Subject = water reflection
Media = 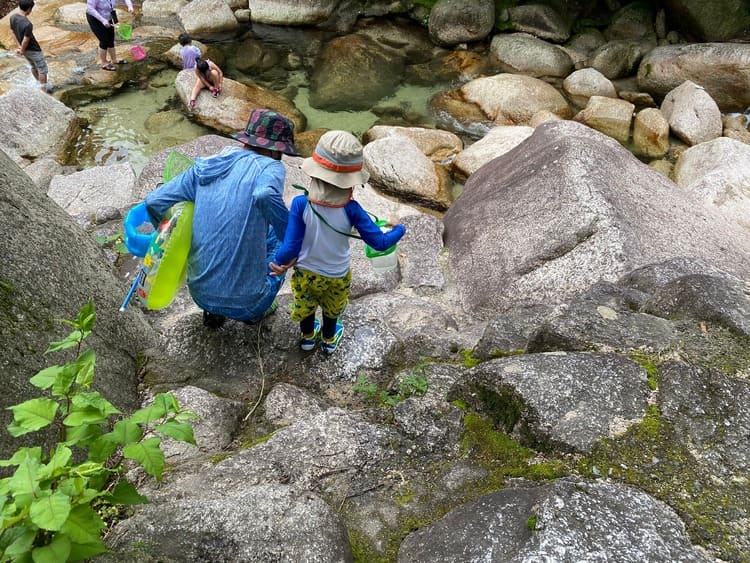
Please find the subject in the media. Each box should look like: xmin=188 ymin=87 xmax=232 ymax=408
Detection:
xmin=70 ymin=69 xmax=213 ymax=176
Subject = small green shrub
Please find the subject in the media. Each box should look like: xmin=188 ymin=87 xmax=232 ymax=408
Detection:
xmin=0 ymin=301 xmax=197 ymax=562
xmin=94 ymin=232 xmax=128 ymax=255
xmin=353 ymin=365 xmax=429 ymax=408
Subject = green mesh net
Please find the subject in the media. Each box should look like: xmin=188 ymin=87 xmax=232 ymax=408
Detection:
xmin=163 ymin=151 xmax=195 ymax=182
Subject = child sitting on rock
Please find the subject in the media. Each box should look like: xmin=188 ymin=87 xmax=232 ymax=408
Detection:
xmin=188 ymin=57 xmax=223 ymax=109
xmin=270 ymin=130 xmax=406 ymax=353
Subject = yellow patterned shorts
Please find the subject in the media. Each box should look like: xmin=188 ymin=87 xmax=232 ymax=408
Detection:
xmin=289 ymin=268 xmax=351 ymax=322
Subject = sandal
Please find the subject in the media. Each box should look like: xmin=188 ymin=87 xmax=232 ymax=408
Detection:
xmin=117 ymin=59 xmax=128 ymax=64
xmin=188 ymin=99 xmax=196 ymax=109
xmin=101 ymin=64 xmax=116 ymax=71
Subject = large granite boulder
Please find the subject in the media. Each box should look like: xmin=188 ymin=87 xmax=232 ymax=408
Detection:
xmin=637 ymin=43 xmax=750 ymax=111
xmin=661 ymin=0 xmax=750 ymax=41
xmin=673 ymin=137 xmax=750 ymax=229
xmin=308 ymin=33 xmax=405 ymax=111
xmin=0 ymin=149 xmax=154 ymax=459
xmin=0 ymin=87 xmax=77 ymax=161
xmin=174 ymin=70 xmax=305 ymax=135
xmin=428 ymin=0 xmax=495 ymax=47
xmin=398 ymin=479 xmax=712 ymax=562
xmin=442 ymin=120 xmax=750 ymax=317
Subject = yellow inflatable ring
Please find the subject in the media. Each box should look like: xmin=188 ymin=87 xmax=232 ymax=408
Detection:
xmin=136 ymin=201 xmax=194 ymax=310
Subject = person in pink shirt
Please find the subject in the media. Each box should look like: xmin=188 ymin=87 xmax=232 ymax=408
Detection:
xmin=86 ymin=0 xmax=133 ymax=71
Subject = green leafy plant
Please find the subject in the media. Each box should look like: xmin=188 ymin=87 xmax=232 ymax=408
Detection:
xmin=353 ymin=366 xmax=429 ymax=408
xmin=94 ymin=232 xmax=129 ymax=255
xmin=0 ymin=301 xmax=197 ymax=562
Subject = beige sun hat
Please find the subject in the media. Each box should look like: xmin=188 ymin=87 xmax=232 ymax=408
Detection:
xmin=301 ymin=130 xmax=369 ymax=189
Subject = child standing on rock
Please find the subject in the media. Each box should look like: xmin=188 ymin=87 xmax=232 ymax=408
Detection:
xmin=270 ymin=130 xmax=406 ymax=353
xmin=188 ymin=57 xmax=223 ymax=109
xmin=10 ymin=0 xmax=51 ymax=92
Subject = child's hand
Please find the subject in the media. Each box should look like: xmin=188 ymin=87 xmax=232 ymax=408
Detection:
xmin=269 ymin=258 xmax=297 ymax=276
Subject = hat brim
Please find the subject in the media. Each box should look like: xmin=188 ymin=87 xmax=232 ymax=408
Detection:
xmin=301 ymin=157 xmax=368 ymax=188
xmin=232 ymin=131 xmax=299 ymax=156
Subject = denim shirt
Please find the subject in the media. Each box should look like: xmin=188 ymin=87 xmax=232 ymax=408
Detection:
xmin=145 ymin=147 xmax=289 ymax=311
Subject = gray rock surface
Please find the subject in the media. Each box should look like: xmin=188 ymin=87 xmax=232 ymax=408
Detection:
xmin=443 ymin=120 xmax=750 ymax=318
xmin=673 ymin=137 xmax=750 ymax=229
xmin=48 ymin=163 xmax=137 ymax=215
xmin=428 ymin=0 xmax=495 ymax=47
xmin=489 ymin=32 xmax=573 ymax=78
xmin=0 ymin=149 xmax=153 ymax=459
xmin=643 ymin=273 xmax=750 ymax=337
xmin=659 ymin=362 xmax=750 ymax=475
xmin=0 ymin=87 xmax=77 ymax=160
xmin=637 ymin=43 xmax=750 ymax=111
xmin=103 ymin=484 xmax=353 ymax=562
xmin=660 ymin=80 xmax=722 ymax=146
xmin=457 ymin=352 xmax=651 ymax=453
xmin=397 ymin=479 xmax=712 ymax=563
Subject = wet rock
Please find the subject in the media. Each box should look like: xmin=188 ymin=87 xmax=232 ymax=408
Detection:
xmin=174 ymin=69 xmax=305 ymax=136
xmin=448 ymin=73 xmax=571 ymax=127
xmin=490 ymin=32 xmax=573 ymax=78
xmin=309 ymin=33 xmax=404 ymax=111
xmin=427 ymin=0 xmax=494 ymax=47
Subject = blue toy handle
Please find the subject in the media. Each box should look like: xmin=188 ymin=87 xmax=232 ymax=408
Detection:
xmin=124 ymin=202 xmax=156 ymax=257
xmin=119 ymin=273 xmax=141 ymax=312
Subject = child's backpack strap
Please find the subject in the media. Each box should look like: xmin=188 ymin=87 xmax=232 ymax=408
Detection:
xmin=293 ymin=184 xmax=379 ymax=240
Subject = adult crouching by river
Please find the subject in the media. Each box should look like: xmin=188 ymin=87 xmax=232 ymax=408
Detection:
xmin=86 ymin=0 xmax=132 ymax=71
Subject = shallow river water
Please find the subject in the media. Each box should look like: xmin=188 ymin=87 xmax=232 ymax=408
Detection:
xmin=68 ymin=24 xmax=451 ymax=178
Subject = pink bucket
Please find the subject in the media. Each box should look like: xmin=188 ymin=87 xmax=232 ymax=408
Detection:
xmin=130 ymin=45 xmax=146 ymax=61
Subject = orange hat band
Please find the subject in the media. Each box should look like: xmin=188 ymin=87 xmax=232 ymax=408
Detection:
xmin=312 ymin=151 xmax=363 ymax=173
